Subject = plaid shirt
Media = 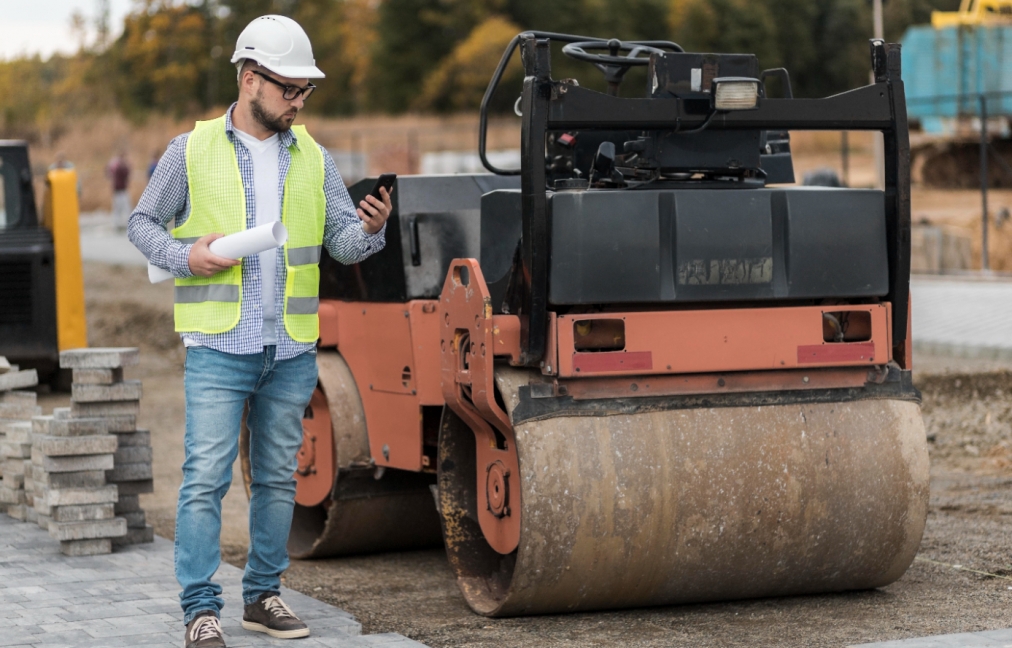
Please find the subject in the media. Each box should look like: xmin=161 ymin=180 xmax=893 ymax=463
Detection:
xmin=128 ymin=105 xmax=385 ymax=360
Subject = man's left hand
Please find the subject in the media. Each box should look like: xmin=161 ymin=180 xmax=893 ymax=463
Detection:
xmin=358 ymin=186 xmax=392 ymax=235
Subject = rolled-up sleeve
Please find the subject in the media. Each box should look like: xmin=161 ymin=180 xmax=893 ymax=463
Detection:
xmin=127 ymin=134 xmax=194 ymax=279
xmin=320 ymin=145 xmax=386 ymax=265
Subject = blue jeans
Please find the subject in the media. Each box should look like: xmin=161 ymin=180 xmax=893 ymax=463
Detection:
xmin=176 ymin=345 xmax=317 ymax=624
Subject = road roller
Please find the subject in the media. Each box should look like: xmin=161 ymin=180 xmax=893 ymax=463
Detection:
xmin=241 ymin=32 xmax=928 ymax=617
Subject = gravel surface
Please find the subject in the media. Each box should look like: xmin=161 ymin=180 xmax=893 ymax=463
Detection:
xmin=37 ymin=261 xmax=1012 ymax=648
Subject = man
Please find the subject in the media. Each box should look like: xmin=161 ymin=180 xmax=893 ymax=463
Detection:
xmin=107 ymin=150 xmax=131 ymax=230
xmin=128 ymin=15 xmax=392 ymax=648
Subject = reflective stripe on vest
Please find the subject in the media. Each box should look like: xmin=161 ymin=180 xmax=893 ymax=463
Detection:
xmin=175 ymin=285 xmax=240 ymax=303
xmin=171 ymin=117 xmax=325 ymax=341
xmin=286 ymin=296 xmax=320 ymax=315
xmin=287 ymin=245 xmax=322 ymax=266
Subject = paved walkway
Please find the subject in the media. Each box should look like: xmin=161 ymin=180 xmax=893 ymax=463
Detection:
xmin=0 ymin=515 xmax=427 ymax=648
xmin=851 ymin=629 xmax=1012 ymax=647
xmin=912 ymin=276 xmax=1012 ymax=359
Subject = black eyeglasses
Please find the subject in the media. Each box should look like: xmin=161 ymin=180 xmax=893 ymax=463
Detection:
xmin=253 ymin=71 xmax=316 ymax=101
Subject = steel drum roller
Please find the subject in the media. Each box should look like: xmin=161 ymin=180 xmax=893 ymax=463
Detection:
xmin=439 ymin=367 xmax=928 ymax=616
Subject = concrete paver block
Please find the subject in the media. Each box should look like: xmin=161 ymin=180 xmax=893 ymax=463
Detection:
xmin=52 ymin=407 xmax=71 ymax=420
xmin=114 ymin=446 xmax=152 ymax=464
xmin=108 ymin=478 xmax=154 ymax=495
xmin=47 ymin=417 xmax=110 ymax=437
xmin=60 ymin=538 xmax=112 ymax=556
xmin=41 ymin=484 xmax=118 ymax=506
xmin=0 ymin=391 xmax=36 ymax=405
xmin=115 ymin=429 xmax=150 ymax=446
xmin=32 ymin=467 xmax=108 ymax=489
xmin=114 ymin=494 xmax=140 ymax=513
xmin=0 ymin=486 xmax=26 ymax=505
xmin=2 ymin=470 xmax=23 ymax=489
xmin=3 ymin=422 xmax=31 ymax=443
xmin=0 ymin=402 xmax=41 ymax=420
xmin=70 ymin=400 xmax=140 ymax=418
xmin=0 ymin=441 xmax=32 ymax=458
xmin=7 ymin=503 xmax=28 ymax=519
xmin=34 ymin=434 xmax=119 ymax=457
xmin=100 ymin=415 xmax=137 ymax=432
xmin=0 ymin=418 xmax=30 ymax=433
xmin=0 ymin=370 xmax=38 ymax=392
xmin=71 ymin=368 xmax=124 ymax=385
xmin=31 ymin=416 xmax=52 ymax=435
xmin=51 ymin=503 xmax=115 ymax=523
xmin=120 ymin=510 xmax=145 ymax=527
xmin=71 ymin=381 xmax=143 ymax=403
xmin=112 ymin=524 xmax=154 ymax=546
xmin=49 ymin=517 xmax=127 ymax=541
xmin=2 ymin=457 xmax=28 ymax=475
xmin=106 ymin=462 xmax=153 ymax=482
xmin=59 ymin=348 xmax=138 ymax=369
xmin=41 ymin=454 xmax=115 ymax=474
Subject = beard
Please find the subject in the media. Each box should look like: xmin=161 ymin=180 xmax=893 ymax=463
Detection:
xmin=250 ymin=89 xmax=296 ymax=133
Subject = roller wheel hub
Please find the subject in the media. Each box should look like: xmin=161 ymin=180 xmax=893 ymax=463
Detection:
xmin=486 ymin=461 xmax=511 ymax=518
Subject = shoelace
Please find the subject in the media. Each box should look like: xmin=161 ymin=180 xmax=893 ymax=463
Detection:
xmin=191 ymin=615 xmax=222 ymax=641
xmin=262 ymin=595 xmax=296 ymax=620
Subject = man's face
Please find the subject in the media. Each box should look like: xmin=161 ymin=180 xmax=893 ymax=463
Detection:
xmin=248 ymin=70 xmax=311 ymax=133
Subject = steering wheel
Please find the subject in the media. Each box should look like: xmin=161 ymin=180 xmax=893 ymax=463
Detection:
xmin=562 ymin=39 xmax=676 ymax=94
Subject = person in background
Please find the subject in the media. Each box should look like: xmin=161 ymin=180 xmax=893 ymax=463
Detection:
xmin=107 ymin=151 xmax=131 ymax=230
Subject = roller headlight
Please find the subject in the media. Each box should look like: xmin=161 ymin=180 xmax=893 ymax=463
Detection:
xmin=711 ymin=77 xmax=760 ymax=111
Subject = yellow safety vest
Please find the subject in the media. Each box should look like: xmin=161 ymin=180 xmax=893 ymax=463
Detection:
xmin=173 ymin=115 xmax=325 ymax=343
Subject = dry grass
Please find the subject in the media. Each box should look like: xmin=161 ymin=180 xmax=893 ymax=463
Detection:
xmin=26 ymin=110 xmax=522 ymax=212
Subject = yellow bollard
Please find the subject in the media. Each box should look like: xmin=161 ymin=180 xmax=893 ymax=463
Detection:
xmin=43 ymin=169 xmax=87 ymax=352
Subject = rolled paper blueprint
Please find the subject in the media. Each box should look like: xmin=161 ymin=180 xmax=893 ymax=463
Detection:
xmin=147 ymin=221 xmax=289 ymax=283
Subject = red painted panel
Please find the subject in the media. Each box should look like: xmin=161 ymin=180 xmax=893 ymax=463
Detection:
xmin=573 ymin=351 xmax=653 ymax=373
xmin=409 ymin=301 xmax=443 ymax=406
xmin=797 ymin=342 xmax=876 ymax=364
xmin=555 ymin=304 xmax=892 ymax=377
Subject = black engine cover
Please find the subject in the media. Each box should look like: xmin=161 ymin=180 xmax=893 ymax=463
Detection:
xmin=481 ymin=187 xmax=889 ymax=306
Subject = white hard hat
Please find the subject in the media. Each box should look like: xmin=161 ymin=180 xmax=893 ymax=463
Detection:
xmin=231 ymin=15 xmax=325 ymax=79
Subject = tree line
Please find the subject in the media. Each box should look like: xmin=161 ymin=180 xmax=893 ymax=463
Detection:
xmin=0 ymin=0 xmax=957 ymax=140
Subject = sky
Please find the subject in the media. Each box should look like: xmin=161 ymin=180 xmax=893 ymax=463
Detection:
xmin=0 ymin=0 xmax=134 ymax=61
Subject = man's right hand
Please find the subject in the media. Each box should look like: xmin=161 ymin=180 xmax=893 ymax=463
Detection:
xmin=188 ymin=233 xmax=240 ymax=277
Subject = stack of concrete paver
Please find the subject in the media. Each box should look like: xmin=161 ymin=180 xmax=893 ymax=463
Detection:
xmin=32 ymin=412 xmax=124 ymax=555
xmin=60 ymin=347 xmax=154 ymax=546
xmin=0 ymin=357 xmax=41 ymax=520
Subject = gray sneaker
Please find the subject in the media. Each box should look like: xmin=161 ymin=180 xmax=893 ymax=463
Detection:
xmin=242 ymin=593 xmax=310 ymax=639
xmin=185 ymin=611 xmax=225 ymax=648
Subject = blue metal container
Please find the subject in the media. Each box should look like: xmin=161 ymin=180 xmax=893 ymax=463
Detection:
xmin=902 ymin=24 xmax=1012 ymax=132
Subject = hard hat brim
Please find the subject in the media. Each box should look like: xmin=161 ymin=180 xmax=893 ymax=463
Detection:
xmin=259 ymin=63 xmax=326 ymax=79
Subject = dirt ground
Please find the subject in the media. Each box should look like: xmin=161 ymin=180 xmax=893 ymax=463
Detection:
xmin=32 ymin=260 xmax=1012 ymax=647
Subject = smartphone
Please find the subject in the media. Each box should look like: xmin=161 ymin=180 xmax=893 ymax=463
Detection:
xmin=367 ymin=173 xmax=396 ymax=201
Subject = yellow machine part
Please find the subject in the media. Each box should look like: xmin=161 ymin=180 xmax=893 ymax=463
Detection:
xmin=43 ymin=169 xmax=87 ymax=352
xmin=438 ymin=367 xmax=929 ymax=617
xmin=932 ymin=0 xmax=1012 ymax=27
